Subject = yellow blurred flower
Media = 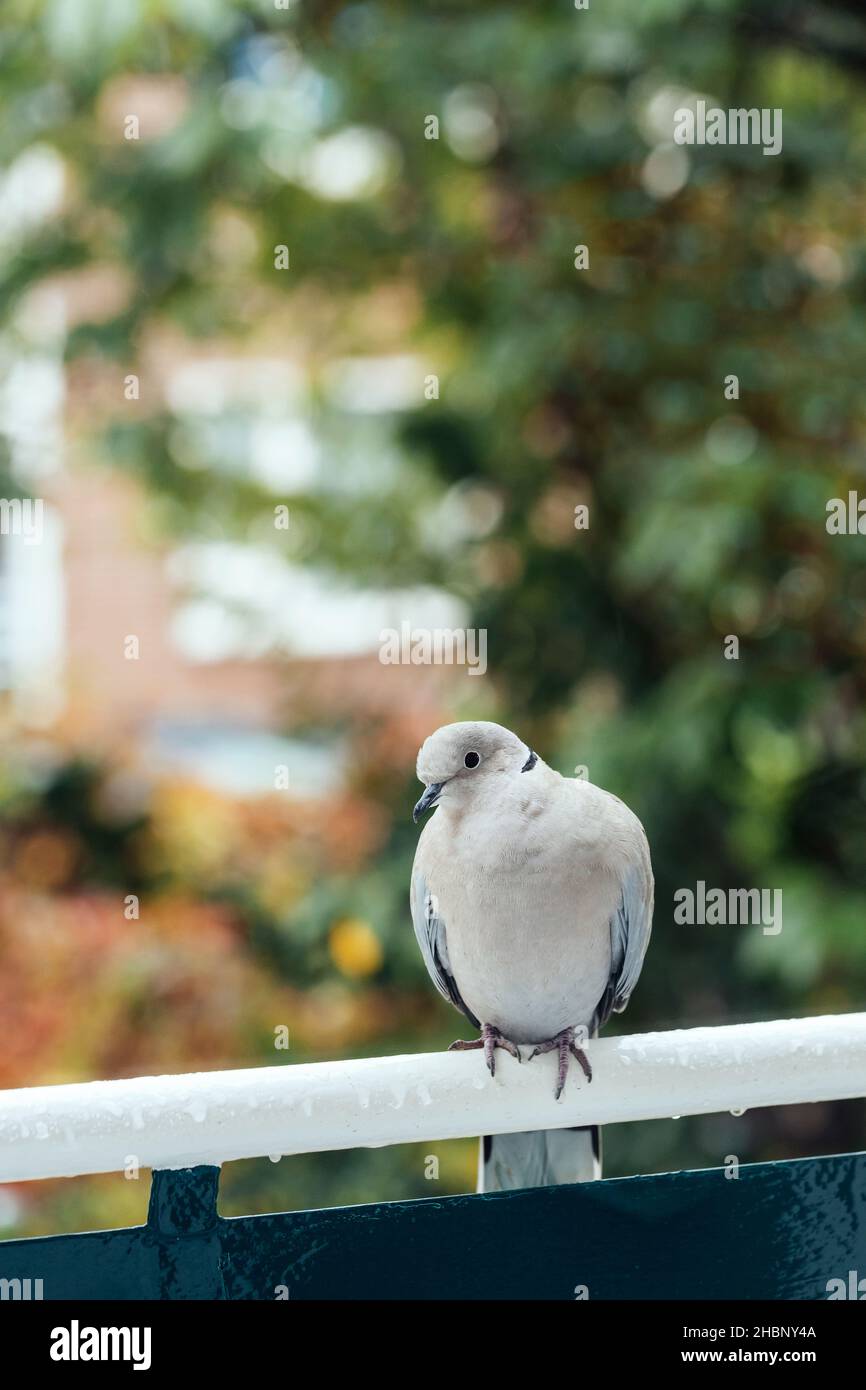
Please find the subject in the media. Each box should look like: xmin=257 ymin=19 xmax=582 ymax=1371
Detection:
xmin=139 ymin=781 xmax=236 ymax=881
xmin=328 ymin=917 xmax=383 ymax=978
xmin=255 ymin=859 xmax=309 ymax=917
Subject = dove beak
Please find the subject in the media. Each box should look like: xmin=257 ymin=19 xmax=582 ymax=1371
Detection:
xmin=413 ymin=781 xmax=445 ymax=822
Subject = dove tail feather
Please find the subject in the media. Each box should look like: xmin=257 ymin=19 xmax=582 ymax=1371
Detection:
xmin=478 ymin=1125 xmax=601 ymax=1192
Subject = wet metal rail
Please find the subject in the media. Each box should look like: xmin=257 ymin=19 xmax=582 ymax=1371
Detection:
xmin=1 ymin=1011 xmax=864 ymax=1183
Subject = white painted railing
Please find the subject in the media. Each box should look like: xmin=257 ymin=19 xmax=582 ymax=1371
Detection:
xmin=0 ymin=1012 xmax=864 ymax=1183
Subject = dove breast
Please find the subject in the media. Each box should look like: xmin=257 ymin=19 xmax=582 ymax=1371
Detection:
xmin=412 ymin=766 xmax=649 ymax=1044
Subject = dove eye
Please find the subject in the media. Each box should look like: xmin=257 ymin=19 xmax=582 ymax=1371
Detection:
xmin=464 ymin=750 xmax=481 ymax=769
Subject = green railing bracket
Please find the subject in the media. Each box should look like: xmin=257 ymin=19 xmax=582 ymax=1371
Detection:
xmin=146 ymin=1167 xmax=224 ymax=1300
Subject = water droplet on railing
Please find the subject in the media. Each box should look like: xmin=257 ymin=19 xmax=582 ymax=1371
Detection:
xmin=269 ymin=1154 xmax=281 ymax=1164
xmin=730 ymin=1107 xmax=747 ymax=1117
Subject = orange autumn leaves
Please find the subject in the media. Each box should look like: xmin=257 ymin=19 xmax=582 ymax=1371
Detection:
xmin=0 ymin=757 xmax=409 ymax=1095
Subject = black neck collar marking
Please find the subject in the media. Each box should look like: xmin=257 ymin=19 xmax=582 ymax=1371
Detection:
xmin=521 ymin=749 xmax=538 ymax=773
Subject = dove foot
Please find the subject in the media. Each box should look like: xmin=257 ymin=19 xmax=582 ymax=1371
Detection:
xmin=528 ymin=1025 xmax=592 ymax=1100
xmin=448 ymin=1023 xmax=521 ymax=1077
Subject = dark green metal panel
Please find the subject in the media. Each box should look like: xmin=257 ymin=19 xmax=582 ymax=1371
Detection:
xmin=1 ymin=1152 xmax=863 ymax=1299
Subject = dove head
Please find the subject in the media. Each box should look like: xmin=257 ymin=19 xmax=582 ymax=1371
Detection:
xmin=413 ymin=720 xmax=537 ymax=821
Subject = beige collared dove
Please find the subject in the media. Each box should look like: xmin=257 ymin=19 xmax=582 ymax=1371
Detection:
xmin=411 ymin=720 xmax=653 ymax=1192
